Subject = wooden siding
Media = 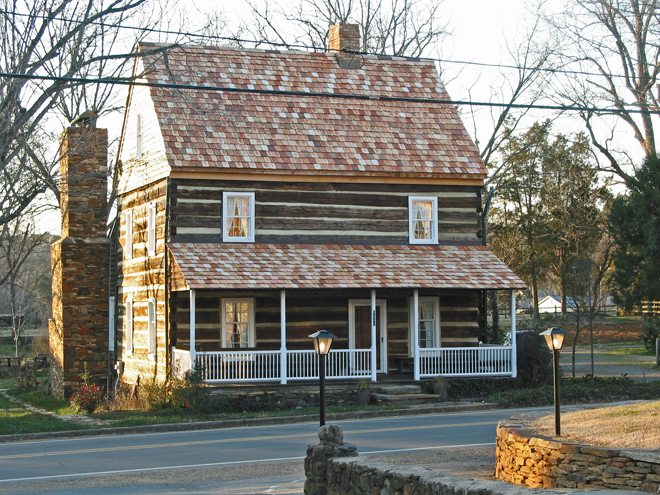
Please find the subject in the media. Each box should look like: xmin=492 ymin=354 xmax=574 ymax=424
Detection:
xmin=118 ymin=60 xmax=171 ymax=196
xmin=170 ymin=288 xmax=484 ymax=374
xmin=116 ymin=178 xmax=168 ymax=383
xmin=169 ymin=179 xmax=482 ymax=245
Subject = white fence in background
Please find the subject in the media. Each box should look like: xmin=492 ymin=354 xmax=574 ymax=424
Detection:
xmin=419 ymin=346 xmax=513 ymax=378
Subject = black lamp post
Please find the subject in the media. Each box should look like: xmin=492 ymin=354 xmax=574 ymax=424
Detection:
xmin=309 ymin=330 xmax=337 ymax=427
xmin=540 ymin=327 xmax=568 ymax=436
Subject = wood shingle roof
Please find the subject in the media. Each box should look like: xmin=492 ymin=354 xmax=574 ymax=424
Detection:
xmin=138 ymin=43 xmax=485 ymax=179
xmin=167 ymin=243 xmax=526 ymax=291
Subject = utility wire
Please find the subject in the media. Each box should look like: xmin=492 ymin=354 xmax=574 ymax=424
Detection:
xmin=1 ymin=71 xmax=658 ymax=115
xmin=0 ymin=9 xmax=638 ymax=81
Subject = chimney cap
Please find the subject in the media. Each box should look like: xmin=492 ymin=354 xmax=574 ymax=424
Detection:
xmin=71 ymin=111 xmax=98 ymax=128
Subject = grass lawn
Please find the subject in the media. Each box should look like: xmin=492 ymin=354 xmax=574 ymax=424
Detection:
xmin=533 ymin=401 xmax=660 ymax=449
xmin=0 ymin=410 xmax=86 ymax=436
xmin=604 ymin=346 xmax=654 ymax=356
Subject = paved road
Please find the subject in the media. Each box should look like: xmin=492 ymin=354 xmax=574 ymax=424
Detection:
xmin=560 ymin=344 xmax=660 ymax=380
xmin=0 ymin=407 xmax=553 ymax=495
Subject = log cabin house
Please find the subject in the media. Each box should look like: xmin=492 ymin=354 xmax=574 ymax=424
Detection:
xmin=57 ymin=24 xmax=526 ymax=392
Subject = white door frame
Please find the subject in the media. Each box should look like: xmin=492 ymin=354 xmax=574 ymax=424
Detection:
xmin=348 ymin=299 xmax=387 ymax=374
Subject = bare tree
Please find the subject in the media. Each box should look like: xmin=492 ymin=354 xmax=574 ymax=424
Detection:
xmin=545 ymin=0 xmax=660 ymax=185
xmin=0 ymin=0 xmax=174 ymax=227
xmin=236 ymin=0 xmax=449 ymax=56
xmin=0 ymin=215 xmax=49 ymax=356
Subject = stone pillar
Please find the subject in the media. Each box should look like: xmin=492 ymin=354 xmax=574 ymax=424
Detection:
xmin=49 ymin=118 xmax=109 ymax=398
xmin=304 ymin=425 xmax=358 ymax=495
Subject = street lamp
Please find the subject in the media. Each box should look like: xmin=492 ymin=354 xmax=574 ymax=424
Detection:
xmin=540 ymin=327 xmax=568 ymax=436
xmin=309 ymin=330 xmax=337 ymax=427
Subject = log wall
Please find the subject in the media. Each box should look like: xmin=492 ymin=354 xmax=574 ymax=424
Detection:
xmin=170 ymin=179 xmax=482 ymax=245
xmin=116 ymin=178 xmax=168 ymax=384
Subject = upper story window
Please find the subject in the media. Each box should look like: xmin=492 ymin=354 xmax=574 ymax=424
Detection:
xmin=125 ymin=209 xmax=133 ymax=260
xmin=136 ymin=114 xmax=143 ymax=155
xmin=147 ymin=202 xmax=156 ymax=256
xmin=409 ymin=196 xmax=438 ymax=244
xmin=223 ymin=192 xmax=255 ymax=242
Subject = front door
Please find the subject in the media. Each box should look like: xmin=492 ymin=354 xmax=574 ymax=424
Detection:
xmin=349 ymin=299 xmax=387 ymax=373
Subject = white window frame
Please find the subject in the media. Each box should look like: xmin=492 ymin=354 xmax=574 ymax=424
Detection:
xmin=125 ymin=297 xmax=134 ymax=356
xmin=147 ymin=202 xmax=156 ymax=256
xmin=148 ymin=298 xmax=157 ymax=357
xmin=408 ymin=196 xmax=438 ymax=244
xmin=125 ymin=209 xmax=133 ymax=260
xmin=222 ymin=192 xmax=255 ymax=243
xmin=136 ymin=113 xmax=143 ymax=155
xmin=221 ymin=298 xmax=256 ymax=348
xmin=408 ymin=296 xmax=440 ymax=355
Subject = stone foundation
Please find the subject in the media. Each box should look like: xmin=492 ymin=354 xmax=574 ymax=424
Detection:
xmin=304 ymin=425 xmax=357 ymax=495
xmin=496 ymin=417 xmax=660 ymax=491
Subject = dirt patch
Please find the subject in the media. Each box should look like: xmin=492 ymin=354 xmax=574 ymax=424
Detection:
xmin=559 ymin=321 xmax=643 ymax=346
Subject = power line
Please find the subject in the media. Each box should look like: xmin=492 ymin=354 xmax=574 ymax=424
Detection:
xmin=0 ymin=9 xmax=636 ymax=82
xmin=1 ymin=71 xmax=657 ymax=115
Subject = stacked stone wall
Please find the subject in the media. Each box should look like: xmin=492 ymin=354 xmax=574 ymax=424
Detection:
xmin=496 ymin=419 xmax=660 ymax=492
xmin=210 ymin=387 xmax=357 ymax=411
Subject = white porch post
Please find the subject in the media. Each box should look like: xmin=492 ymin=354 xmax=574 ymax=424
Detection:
xmin=280 ymin=290 xmax=287 ymax=385
xmin=371 ymin=289 xmax=377 ymax=382
xmin=190 ymin=289 xmax=196 ymax=371
xmin=511 ymin=290 xmax=517 ymax=378
xmin=413 ymin=289 xmax=420 ymax=381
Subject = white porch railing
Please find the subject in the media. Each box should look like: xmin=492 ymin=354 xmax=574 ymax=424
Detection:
xmin=286 ymin=349 xmax=372 ymax=381
xmin=190 ymin=348 xmax=372 ymax=383
xmin=197 ymin=350 xmax=281 ymax=383
xmin=418 ymin=346 xmax=513 ymax=378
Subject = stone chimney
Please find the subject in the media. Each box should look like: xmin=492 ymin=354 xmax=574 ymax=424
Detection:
xmin=328 ymin=23 xmax=362 ymax=68
xmin=60 ymin=114 xmax=108 ymax=238
xmin=49 ymin=114 xmax=110 ymax=398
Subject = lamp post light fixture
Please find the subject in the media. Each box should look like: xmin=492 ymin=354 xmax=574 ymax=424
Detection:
xmin=540 ymin=327 xmax=568 ymax=436
xmin=309 ymin=330 xmax=337 ymax=427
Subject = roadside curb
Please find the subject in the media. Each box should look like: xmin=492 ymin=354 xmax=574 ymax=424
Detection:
xmin=0 ymin=401 xmax=496 ymax=443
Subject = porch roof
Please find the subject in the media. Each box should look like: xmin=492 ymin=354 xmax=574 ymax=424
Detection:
xmin=167 ymin=243 xmax=526 ymax=291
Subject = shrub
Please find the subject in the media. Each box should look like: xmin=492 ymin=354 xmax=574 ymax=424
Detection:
xmin=515 ymin=331 xmax=554 ymax=388
xmin=13 ymin=363 xmax=37 ymax=391
xmin=70 ymin=383 xmax=104 ymax=413
xmin=641 ymin=317 xmax=660 ymax=352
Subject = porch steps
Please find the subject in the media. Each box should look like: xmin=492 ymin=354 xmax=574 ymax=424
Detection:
xmin=370 ymin=384 xmax=444 ymax=406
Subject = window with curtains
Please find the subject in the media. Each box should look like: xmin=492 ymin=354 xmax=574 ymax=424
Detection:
xmin=221 ymin=298 xmax=255 ymax=348
xmin=409 ymin=296 xmax=440 ymax=354
xmin=408 ymin=196 xmax=438 ymax=244
xmin=223 ymin=192 xmax=255 ymax=242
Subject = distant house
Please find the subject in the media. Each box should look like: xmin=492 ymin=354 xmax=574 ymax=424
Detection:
xmin=49 ymin=24 xmax=526 ymax=395
xmin=538 ymin=295 xmax=574 ymax=314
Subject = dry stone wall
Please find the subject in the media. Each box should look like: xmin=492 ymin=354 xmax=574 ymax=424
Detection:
xmin=496 ymin=418 xmax=660 ymax=492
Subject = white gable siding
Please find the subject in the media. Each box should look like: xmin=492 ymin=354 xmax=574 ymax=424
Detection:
xmin=118 ymin=60 xmax=171 ymax=195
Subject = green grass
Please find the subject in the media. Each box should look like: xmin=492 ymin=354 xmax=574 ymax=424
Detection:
xmin=488 ymin=376 xmax=660 ymax=408
xmin=11 ymin=388 xmax=77 ymax=415
xmin=0 ymin=410 xmax=86 ymax=435
xmin=604 ymin=346 xmax=654 ymax=356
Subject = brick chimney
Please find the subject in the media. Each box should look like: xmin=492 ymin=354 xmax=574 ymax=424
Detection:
xmin=49 ymin=114 xmax=110 ymax=398
xmin=328 ymin=23 xmax=362 ymax=68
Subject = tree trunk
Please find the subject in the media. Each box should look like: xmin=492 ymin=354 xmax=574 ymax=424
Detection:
xmin=571 ymin=307 xmax=581 ymax=378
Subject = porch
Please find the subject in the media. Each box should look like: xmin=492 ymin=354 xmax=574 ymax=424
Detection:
xmin=167 ymin=243 xmax=526 ymax=385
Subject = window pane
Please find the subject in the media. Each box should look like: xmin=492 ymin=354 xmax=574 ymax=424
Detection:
xmin=225 ymin=195 xmax=252 ymax=239
xmin=411 ymin=199 xmax=435 ymax=241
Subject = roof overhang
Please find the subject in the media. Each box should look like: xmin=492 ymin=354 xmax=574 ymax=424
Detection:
xmin=167 ymin=243 xmax=527 ymax=291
